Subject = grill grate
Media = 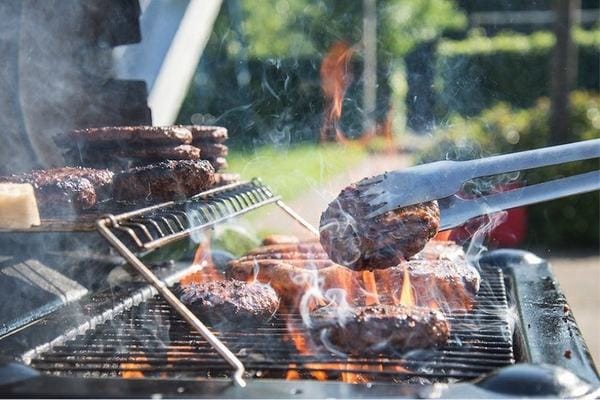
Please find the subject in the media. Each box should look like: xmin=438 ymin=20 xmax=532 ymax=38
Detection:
xmin=28 ymin=268 xmax=514 ymax=382
xmin=102 ymin=179 xmax=281 ymax=252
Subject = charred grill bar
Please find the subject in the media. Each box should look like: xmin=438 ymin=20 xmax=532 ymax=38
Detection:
xmin=0 ymin=180 xmax=598 ymax=397
xmin=25 ymin=268 xmax=513 ymax=381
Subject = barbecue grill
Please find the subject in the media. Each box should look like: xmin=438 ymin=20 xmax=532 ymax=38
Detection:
xmin=0 ymin=180 xmax=598 ymax=398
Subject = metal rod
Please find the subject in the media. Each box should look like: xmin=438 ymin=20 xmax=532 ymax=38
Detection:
xmin=96 ymin=217 xmax=247 ymax=387
xmin=109 ymin=180 xmax=258 ymax=223
xmin=142 ymin=195 xmax=281 ymax=250
xmin=275 ymin=200 xmax=320 ymax=237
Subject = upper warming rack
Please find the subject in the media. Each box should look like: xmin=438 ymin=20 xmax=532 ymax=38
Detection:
xmin=97 ymin=179 xmax=281 ymax=252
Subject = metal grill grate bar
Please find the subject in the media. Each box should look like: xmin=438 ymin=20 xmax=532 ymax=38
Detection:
xmin=102 ymin=180 xmax=280 ymax=251
xmin=29 ymin=268 xmax=515 ymax=383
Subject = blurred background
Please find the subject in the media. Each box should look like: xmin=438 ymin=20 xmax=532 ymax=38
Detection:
xmin=0 ymin=0 xmax=598 ymax=361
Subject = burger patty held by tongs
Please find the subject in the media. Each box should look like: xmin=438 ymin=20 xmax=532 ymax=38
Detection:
xmin=320 ymin=139 xmax=600 ymax=270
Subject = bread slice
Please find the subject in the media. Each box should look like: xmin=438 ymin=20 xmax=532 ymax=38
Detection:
xmin=0 ymin=183 xmax=41 ymax=229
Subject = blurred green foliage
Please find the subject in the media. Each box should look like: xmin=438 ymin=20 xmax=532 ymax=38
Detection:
xmin=227 ymin=143 xmax=366 ymax=201
xmin=418 ymin=91 xmax=600 ymax=248
xmin=436 ymin=27 xmax=600 ymax=116
xmin=238 ymin=0 xmax=466 ymax=58
xmin=178 ymin=0 xmax=466 ymax=145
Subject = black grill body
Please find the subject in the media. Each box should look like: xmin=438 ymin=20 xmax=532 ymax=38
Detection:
xmin=0 ymin=250 xmax=598 ymax=398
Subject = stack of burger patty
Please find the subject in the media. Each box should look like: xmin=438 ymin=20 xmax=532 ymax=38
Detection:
xmin=54 ymin=125 xmax=237 ymax=184
xmin=0 ymin=126 xmax=238 ymax=216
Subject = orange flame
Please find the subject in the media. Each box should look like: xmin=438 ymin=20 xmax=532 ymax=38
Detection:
xmin=180 ymin=239 xmax=222 ymax=286
xmin=399 ymin=266 xmax=415 ymax=307
xmin=320 ymin=41 xmax=354 ymax=143
xmin=285 ymin=365 xmax=301 ymax=380
xmin=361 ymin=271 xmax=380 ymax=306
xmin=285 ymin=321 xmax=328 ymax=380
xmin=121 ymin=356 xmax=150 ymax=379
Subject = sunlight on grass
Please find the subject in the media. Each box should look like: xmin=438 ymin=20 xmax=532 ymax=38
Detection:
xmin=227 ymin=143 xmax=367 ymax=201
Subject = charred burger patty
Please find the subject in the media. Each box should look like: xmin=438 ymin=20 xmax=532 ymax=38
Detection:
xmin=179 ymin=280 xmax=279 ymax=327
xmin=311 ymin=304 xmax=450 ymax=355
xmin=319 ymin=182 xmax=440 ymax=271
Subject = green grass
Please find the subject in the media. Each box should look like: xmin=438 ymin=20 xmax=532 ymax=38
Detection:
xmin=227 ymin=143 xmax=367 ymax=201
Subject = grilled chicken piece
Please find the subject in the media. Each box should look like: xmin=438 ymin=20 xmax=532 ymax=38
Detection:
xmin=112 ymin=160 xmax=215 ymax=202
xmin=319 ymin=182 xmax=440 ymax=271
xmin=310 ymin=305 xmax=450 ymax=354
xmin=1 ymin=167 xmax=113 ymax=215
xmin=178 ymin=280 xmax=279 ymax=327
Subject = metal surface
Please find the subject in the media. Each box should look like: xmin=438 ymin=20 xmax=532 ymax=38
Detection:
xmin=94 ymin=179 xmax=318 ymax=387
xmin=361 ymin=139 xmax=600 ymax=218
xmin=95 ymin=180 xmax=282 ymax=388
xmin=480 ymin=250 xmax=599 ymax=385
xmin=27 ymin=267 xmax=513 ymax=382
xmin=275 ymin=200 xmax=320 ymax=237
xmin=1 ymin=251 xmax=598 ymax=398
xmin=438 ymin=171 xmax=600 ymax=230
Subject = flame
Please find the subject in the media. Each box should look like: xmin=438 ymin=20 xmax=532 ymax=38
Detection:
xmin=285 ymin=365 xmax=301 ymax=380
xmin=428 ymin=300 xmax=440 ymax=310
xmin=121 ymin=356 xmax=150 ymax=379
xmin=361 ymin=271 xmax=380 ymax=306
xmin=180 ymin=239 xmax=222 ymax=286
xmin=320 ymin=41 xmax=354 ymax=143
xmin=399 ymin=266 xmax=415 ymax=307
xmin=285 ymin=320 xmax=328 ymax=380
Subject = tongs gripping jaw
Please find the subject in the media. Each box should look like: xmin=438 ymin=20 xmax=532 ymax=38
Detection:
xmin=362 ymin=139 xmax=600 ymax=219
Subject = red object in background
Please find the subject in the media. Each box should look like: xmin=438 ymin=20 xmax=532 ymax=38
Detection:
xmin=435 ymin=182 xmax=528 ymax=248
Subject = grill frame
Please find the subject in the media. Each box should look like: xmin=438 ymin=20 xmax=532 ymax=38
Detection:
xmin=0 ymin=250 xmax=598 ymax=397
xmin=0 ymin=179 xmax=597 ymax=397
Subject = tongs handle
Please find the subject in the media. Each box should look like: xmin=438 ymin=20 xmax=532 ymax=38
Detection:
xmin=440 ymin=171 xmax=600 ymax=230
xmin=464 ymin=139 xmax=600 ymax=179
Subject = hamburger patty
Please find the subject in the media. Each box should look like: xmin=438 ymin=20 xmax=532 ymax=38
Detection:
xmin=319 ymin=183 xmax=440 ymax=271
xmin=213 ymin=173 xmax=240 ymax=187
xmin=179 ymin=280 xmax=279 ymax=326
xmin=54 ymin=125 xmax=193 ymax=146
xmin=227 ymin=240 xmax=479 ymax=311
xmin=184 ymin=125 xmax=228 ymax=143
xmin=1 ymin=167 xmax=113 ymax=214
xmin=310 ymin=305 xmax=450 ymax=354
xmin=112 ymin=160 xmax=215 ymax=202
xmin=205 ymin=157 xmax=228 ymax=171
xmin=195 ymin=143 xmax=228 ymax=158
xmin=124 ymin=144 xmax=201 ymax=161
xmin=377 ymin=259 xmax=480 ymax=312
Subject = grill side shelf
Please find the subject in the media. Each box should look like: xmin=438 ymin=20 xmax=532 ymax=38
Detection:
xmin=0 ymin=261 xmax=201 ymax=362
xmin=479 ymin=249 xmax=599 ymax=385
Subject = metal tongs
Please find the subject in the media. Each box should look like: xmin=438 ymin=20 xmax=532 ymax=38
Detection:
xmin=360 ymin=139 xmax=600 ymax=230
